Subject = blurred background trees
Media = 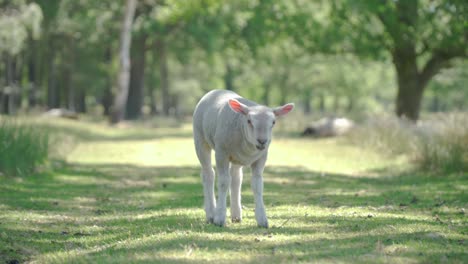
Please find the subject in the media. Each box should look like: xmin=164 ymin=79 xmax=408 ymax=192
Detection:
xmin=0 ymin=0 xmax=466 ymax=121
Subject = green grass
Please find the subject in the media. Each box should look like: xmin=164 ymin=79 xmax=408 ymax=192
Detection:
xmin=0 ymin=118 xmax=466 ymax=263
xmin=0 ymin=119 xmax=49 ymax=176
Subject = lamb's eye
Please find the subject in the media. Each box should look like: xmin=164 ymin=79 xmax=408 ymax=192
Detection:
xmin=272 ymin=120 xmax=276 ymax=125
xmin=247 ymin=119 xmax=252 ymax=125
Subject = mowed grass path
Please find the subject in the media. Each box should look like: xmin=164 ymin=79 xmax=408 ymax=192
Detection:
xmin=0 ymin=119 xmax=466 ymax=263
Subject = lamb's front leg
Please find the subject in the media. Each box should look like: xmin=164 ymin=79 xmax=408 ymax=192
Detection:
xmin=230 ymin=165 xmax=243 ymax=223
xmin=214 ymin=152 xmax=230 ymax=227
xmin=251 ymin=156 xmax=268 ymax=228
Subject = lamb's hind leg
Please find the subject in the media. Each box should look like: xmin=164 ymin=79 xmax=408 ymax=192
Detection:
xmin=213 ymin=151 xmax=230 ymax=227
xmin=230 ymin=165 xmax=243 ymax=223
xmin=194 ymin=138 xmax=216 ymax=223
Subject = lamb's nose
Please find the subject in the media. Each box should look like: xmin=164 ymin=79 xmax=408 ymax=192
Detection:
xmin=257 ymin=139 xmax=267 ymax=145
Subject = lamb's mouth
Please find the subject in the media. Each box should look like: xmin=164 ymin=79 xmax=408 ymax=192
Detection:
xmin=256 ymin=145 xmax=265 ymax=150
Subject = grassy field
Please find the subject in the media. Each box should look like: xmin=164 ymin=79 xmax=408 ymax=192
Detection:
xmin=0 ymin=118 xmax=466 ymax=263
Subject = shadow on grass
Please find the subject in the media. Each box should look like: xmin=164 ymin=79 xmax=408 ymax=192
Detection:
xmin=0 ymin=162 xmax=466 ymax=263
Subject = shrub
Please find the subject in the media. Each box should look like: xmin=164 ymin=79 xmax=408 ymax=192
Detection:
xmin=0 ymin=119 xmax=49 ymax=176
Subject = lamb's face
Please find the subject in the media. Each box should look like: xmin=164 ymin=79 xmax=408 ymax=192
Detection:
xmin=228 ymin=99 xmax=295 ymax=151
xmin=245 ymin=110 xmax=276 ymax=150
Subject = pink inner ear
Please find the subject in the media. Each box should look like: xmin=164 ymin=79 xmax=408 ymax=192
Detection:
xmin=276 ymin=104 xmax=294 ymax=116
xmin=229 ymin=99 xmax=244 ymax=113
xmin=282 ymin=104 xmax=293 ymax=113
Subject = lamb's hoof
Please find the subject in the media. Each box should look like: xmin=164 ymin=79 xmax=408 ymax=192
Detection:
xmin=231 ymin=217 xmax=242 ymax=223
xmin=213 ymin=216 xmax=226 ymax=227
xmin=257 ymin=220 xmax=269 ymax=228
xmin=206 ymin=217 xmax=214 ymax=224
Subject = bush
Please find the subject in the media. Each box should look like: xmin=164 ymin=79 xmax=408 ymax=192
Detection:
xmin=0 ymin=119 xmax=49 ymax=176
xmin=346 ymin=113 xmax=468 ymax=173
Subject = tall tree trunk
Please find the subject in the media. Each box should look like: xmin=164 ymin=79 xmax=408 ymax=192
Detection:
xmin=126 ymin=33 xmax=147 ymax=120
xmin=2 ymin=54 xmax=18 ymax=114
xmin=64 ymin=40 xmax=75 ymax=111
xmin=102 ymin=47 xmax=113 ymax=116
xmin=393 ymin=48 xmax=423 ymax=121
xmin=28 ymin=39 xmax=38 ymax=108
xmin=278 ymin=71 xmax=289 ymax=106
xmin=149 ymin=89 xmax=158 ymax=115
xmin=261 ymin=82 xmax=270 ymax=105
xmin=76 ymin=89 xmax=86 ymax=113
xmin=156 ymin=38 xmax=170 ymax=116
xmin=430 ymin=94 xmax=439 ymax=112
xmin=110 ymin=0 xmax=137 ymax=124
xmin=224 ymin=62 xmax=234 ymax=91
xmin=318 ymin=93 xmax=325 ymax=113
xmin=47 ymin=50 xmax=59 ymax=109
xmin=303 ymin=89 xmax=311 ymax=114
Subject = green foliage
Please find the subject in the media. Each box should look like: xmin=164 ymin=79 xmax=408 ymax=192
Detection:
xmin=424 ymin=59 xmax=468 ymax=112
xmin=0 ymin=0 xmax=466 ymax=119
xmin=0 ymin=119 xmax=49 ymax=176
xmin=0 ymin=1 xmax=42 ymax=55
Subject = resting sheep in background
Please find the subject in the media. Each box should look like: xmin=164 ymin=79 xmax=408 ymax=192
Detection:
xmin=193 ymin=90 xmax=294 ymax=227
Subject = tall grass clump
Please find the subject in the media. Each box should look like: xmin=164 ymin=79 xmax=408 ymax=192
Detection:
xmin=346 ymin=113 xmax=468 ymax=173
xmin=415 ymin=113 xmax=468 ymax=173
xmin=345 ymin=115 xmax=418 ymax=156
xmin=0 ymin=119 xmax=49 ymax=176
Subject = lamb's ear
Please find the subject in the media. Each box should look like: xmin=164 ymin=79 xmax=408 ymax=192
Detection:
xmin=273 ymin=103 xmax=294 ymax=116
xmin=228 ymin=99 xmax=249 ymax=115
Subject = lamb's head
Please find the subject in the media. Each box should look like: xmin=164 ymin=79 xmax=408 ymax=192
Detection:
xmin=229 ymin=99 xmax=294 ymax=150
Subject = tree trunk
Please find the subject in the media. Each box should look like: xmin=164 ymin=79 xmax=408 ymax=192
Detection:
xmin=278 ymin=71 xmax=289 ymax=106
xmin=126 ymin=33 xmax=147 ymax=120
xmin=318 ymin=93 xmax=325 ymax=113
xmin=430 ymin=94 xmax=439 ymax=112
xmin=76 ymin=89 xmax=86 ymax=113
xmin=47 ymin=50 xmax=59 ymax=109
xmin=395 ymin=81 xmax=424 ymax=121
xmin=393 ymin=49 xmax=423 ymax=121
xmin=224 ymin=62 xmax=235 ymax=91
xmin=64 ymin=41 xmax=75 ymax=112
xmin=2 ymin=54 xmax=19 ymax=115
xmin=156 ymin=38 xmax=170 ymax=116
xmin=149 ymin=90 xmax=158 ymax=115
xmin=303 ymin=89 xmax=311 ymax=114
xmin=28 ymin=41 xmax=38 ymax=108
xmin=110 ymin=0 xmax=137 ymax=124
xmin=261 ymin=82 xmax=270 ymax=105
xmin=102 ymin=47 xmax=113 ymax=116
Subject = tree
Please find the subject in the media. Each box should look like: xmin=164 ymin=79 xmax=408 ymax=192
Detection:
xmin=324 ymin=0 xmax=467 ymax=121
xmin=0 ymin=1 xmax=42 ymax=114
xmin=110 ymin=0 xmax=137 ymax=124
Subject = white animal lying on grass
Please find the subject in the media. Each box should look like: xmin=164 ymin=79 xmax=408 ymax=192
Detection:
xmin=193 ymin=90 xmax=294 ymax=227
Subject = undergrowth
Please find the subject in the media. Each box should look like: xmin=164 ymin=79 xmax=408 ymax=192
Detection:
xmin=0 ymin=119 xmax=49 ymax=176
xmin=346 ymin=113 xmax=468 ymax=173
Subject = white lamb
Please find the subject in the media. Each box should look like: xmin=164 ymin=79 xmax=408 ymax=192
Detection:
xmin=193 ymin=90 xmax=294 ymax=227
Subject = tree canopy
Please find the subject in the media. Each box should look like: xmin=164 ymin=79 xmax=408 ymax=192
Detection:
xmin=0 ymin=0 xmax=466 ymax=120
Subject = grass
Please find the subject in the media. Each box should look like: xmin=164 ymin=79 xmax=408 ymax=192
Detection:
xmin=0 ymin=117 xmax=466 ymax=263
xmin=0 ymin=119 xmax=49 ymax=176
xmin=345 ymin=113 xmax=468 ymax=173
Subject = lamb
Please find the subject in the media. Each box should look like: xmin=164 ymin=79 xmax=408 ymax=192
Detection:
xmin=193 ymin=90 xmax=294 ymax=227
